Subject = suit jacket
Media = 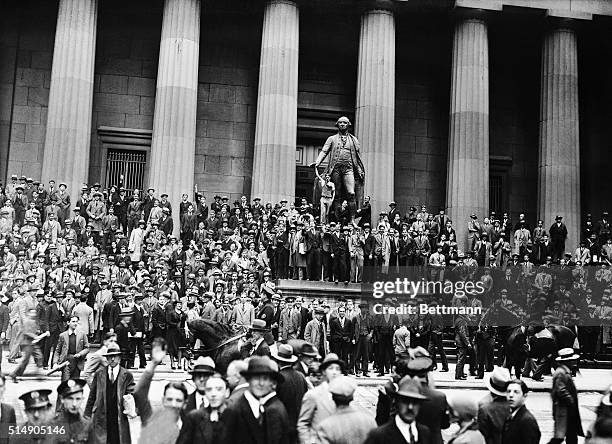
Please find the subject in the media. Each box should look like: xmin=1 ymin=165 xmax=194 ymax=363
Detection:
xmin=477 ymin=394 xmax=510 ymax=444
xmin=329 ymin=316 xmax=354 ymax=343
xmin=277 ymin=365 xmax=309 ymax=439
xmin=221 ymin=392 xmax=291 ymax=444
xmin=551 ymin=364 xmax=584 ymax=439
xmin=304 ymin=319 xmax=328 ymax=356
xmin=54 ymin=329 xmax=89 ymax=369
xmin=297 ymin=383 xmax=336 ymax=444
xmin=316 ymin=405 xmax=377 ymax=444
xmin=364 ymin=420 xmax=432 ymax=444
xmin=501 ymin=405 xmax=540 ymax=444
xmin=176 ymin=407 xmax=225 ymax=444
xmin=72 ymin=302 xmax=94 ymax=335
xmin=279 ymin=307 xmax=301 ymax=340
xmin=0 ymin=403 xmax=16 ymax=444
xmin=84 ymin=366 xmax=135 ymax=444
xmin=419 ymin=386 xmax=450 ymax=444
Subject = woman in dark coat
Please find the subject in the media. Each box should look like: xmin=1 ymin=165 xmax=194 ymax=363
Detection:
xmin=165 ymin=301 xmax=183 ymax=369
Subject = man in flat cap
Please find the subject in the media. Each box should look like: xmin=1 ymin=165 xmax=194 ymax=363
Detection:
xmin=316 ymin=376 xmax=377 ymax=444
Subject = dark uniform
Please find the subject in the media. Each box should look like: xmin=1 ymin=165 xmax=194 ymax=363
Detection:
xmin=46 ymin=379 xmax=93 ymax=444
xmin=10 ymin=390 xmax=53 ymax=444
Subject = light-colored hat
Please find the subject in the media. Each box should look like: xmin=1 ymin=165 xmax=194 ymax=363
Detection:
xmin=486 ymin=367 xmax=511 ymax=396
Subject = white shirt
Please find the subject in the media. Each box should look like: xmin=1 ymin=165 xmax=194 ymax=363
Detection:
xmin=395 ymin=415 xmax=418 ymax=443
xmin=250 ymin=337 xmax=265 ymax=355
xmin=108 ymin=366 xmax=118 ymax=382
xmin=196 ymin=392 xmax=209 ymax=410
xmin=243 ymin=390 xmax=276 ymax=419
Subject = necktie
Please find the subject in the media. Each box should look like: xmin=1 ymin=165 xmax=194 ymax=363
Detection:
xmin=258 ymin=400 xmax=265 ymax=425
xmin=408 ymin=425 xmax=416 ymax=444
xmin=109 ymin=369 xmax=115 ymax=383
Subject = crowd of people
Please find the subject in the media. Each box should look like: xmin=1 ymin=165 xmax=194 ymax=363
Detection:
xmin=0 ymin=174 xmax=610 ymax=442
xmin=1 ymin=340 xmax=611 ymax=444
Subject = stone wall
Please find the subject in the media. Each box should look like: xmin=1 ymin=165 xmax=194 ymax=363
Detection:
xmin=0 ymin=5 xmax=19 ymax=183
xmin=88 ymin=0 xmax=162 ymax=184
xmin=394 ymin=15 xmax=451 ymax=214
xmin=194 ymin=10 xmax=261 ymax=203
xmin=3 ymin=0 xmax=56 ymax=181
xmin=489 ymin=16 xmax=540 ymax=225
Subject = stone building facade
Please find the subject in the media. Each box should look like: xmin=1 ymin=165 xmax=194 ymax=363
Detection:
xmin=0 ymin=0 xmax=611 ymax=250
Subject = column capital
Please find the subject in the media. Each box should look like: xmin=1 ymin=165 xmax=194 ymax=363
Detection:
xmin=360 ymin=0 xmax=395 ymax=14
xmin=453 ymin=0 xmax=502 ymax=22
xmin=544 ymin=15 xmax=587 ymax=33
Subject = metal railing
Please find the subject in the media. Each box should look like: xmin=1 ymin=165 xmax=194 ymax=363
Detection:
xmin=105 ymin=149 xmax=146 ymax=193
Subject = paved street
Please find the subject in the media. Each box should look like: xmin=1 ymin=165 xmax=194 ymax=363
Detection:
xmin=1 ymin=360 xmax=608 ymax=443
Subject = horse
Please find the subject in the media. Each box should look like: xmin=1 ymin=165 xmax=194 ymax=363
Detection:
xmin=186 ymin=318 xmax=248 ymax=374
xmin=504 ymin=323 xmax=576 ymax=378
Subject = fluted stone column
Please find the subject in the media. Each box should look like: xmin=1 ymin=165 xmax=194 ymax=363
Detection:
xmin=446 ymin=15 xmax=489 ymax=253
xmin=149 ymin=0 xmax=200 ymax=235
xmin=250 ymin=0 xmax=299 ymax=204
xmin=355 ymin=1 xmax=395 ymax=222
xmin=41 ymin=0 xmax=98 ymax=203
xmin=538 ymin=23 xmax=580 ymax=254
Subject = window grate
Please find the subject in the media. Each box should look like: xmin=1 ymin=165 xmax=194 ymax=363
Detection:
xmin=105 ymin=149 xmax=146 ymax=193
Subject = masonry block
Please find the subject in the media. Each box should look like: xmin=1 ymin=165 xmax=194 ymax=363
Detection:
xmin=197 ymin=83 xmax=210 ymax=102
xmin=427 ymin=119 xmax=446 ymax=138
xmin=125 ymin=114 xmax=153 ymax=129
xmin=98 ymin=58 xmax=142 ymax=77
xmin=196 ymin=120 xmax=208 ymax=138
xmin=30 ymin=51 xmax=52 ymax=70
xmin=232 ymin=122 xmax=255 ymax=141
xmin=194 ymin=155 xmax=206 ymax=174
xmin=394 ymin=135 xmax=416 ymax=153
xmin=417 ymin=100 xmax=435 ymax=119
xmin=95 ymin=112 xmax=126 ymax=127
xmin=197 ymin=102 xmax=248 ymax=123
xmin=27 ymin=87 xmax=49 ymax=107
xmin=197 ymin=173 xmax=245 ymax=193
xmin=397 ymin=100 xmax=417 ymax=119
xmin=141 ymin=60 xmax=158 ymax=78
xmin=198 ymin=66 xmax=251 ymax=87
xmin=17 ymin=50 xmax=31 ymax=69
xmin=25 ymin=124 xmax=45 ymax=143
xmin=204 ymin=155 xmax=221 ymax=173
xmin=206 ymin=120 xmax=233 ymax=139
xmin=128 ymin=77 xmax=156 ymax=97
xmin=231 ymin=157 xmax=253 ymax=176
xmin=94 ymin=93 xmax=140 ymax=114
xmin=10 ymin=141 xmax=39 ymax=162
xmin=400 ymin=118 xmax=428 ymax=137
xmin=415 ymin=137 xmax=443 ymax=156
xmin=218 ymin=156 xmax=231 ymax=175
xmin=13 ymin=105 xmax=40 ymax=125
xmin=139 ymin=96 xmax=155 ymax=115
xmin=16 ymin=68 xmax=44 ymax=88
xmin=10 ymin=123 xmax=25 ymax=142
xmin=196 ymin=138 xmax=246 ymax=157
xmin=235 ymin=86 xmax=255 ymax=104
xmin=99 ymin=75 xmax=128 ymax=94
xmin=210 ymin=84 xmax=236 ymax=103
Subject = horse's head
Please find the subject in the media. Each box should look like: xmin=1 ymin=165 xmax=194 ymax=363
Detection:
xmin=187 ymin=318 xmax=234 ymax=349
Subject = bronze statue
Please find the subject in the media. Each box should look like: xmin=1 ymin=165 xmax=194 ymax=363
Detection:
xmin=313 ymin=116 xmax=365 ymax=222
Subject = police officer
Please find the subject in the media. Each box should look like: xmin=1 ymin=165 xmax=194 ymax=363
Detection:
xmin=46 ymin=379 xmax=92 ymax=443
xmin=10 ymin=390 xmax=54 ymax=444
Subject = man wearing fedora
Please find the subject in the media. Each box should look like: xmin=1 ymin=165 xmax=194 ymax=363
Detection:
xmin=84 ymin=343 xmax=135 ymax=444
xmin=184 ymin=356 xmax=216 ymax=413
xmin=221 ymin=356 xmax=291 ymax=444
xmin=115 ymin=307 xmax=135 ymax=368
xmin=477 ymin=367 xmax=511 ymax=444
xmin=365 ymin=376 xmax=432 ymax=444
xmin=549 ymin=215 xmax=568 ymax=262
xmin=272 ymin=344 xmax=309 ymax=441
xmin=550 ymin=348 xmax=583 ymax=444
xmin=245 ymin=319 xmax=272 ymax=357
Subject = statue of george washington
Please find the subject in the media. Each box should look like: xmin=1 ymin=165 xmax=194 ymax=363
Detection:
xmin=312 ymin=116 xmax=365 ymax=222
